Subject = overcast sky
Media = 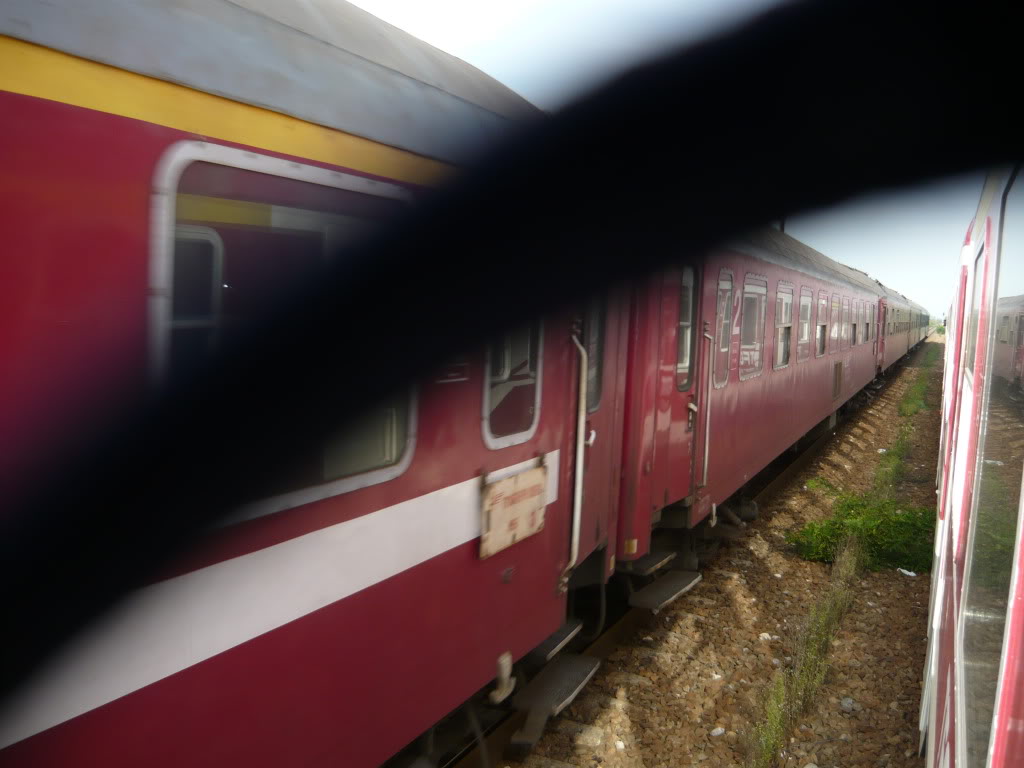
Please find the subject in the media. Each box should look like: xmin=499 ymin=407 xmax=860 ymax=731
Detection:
xmin=349 ymin=0 xmax=983 ymax=317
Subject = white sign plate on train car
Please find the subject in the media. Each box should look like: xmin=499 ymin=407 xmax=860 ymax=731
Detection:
xmin=480 ymin=465 xmax=548 ymax=559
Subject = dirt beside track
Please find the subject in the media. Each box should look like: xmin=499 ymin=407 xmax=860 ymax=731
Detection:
xmin=509 ymin=338 xmax=944 ymax=768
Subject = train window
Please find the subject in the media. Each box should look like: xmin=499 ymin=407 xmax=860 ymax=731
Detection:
xmin=485 ymin=322 xmax=542 ymax=443
xmin=959 ymin=173 xmax=1024 ymax=768
xmin=829 ymin=294 xmax=840 ymax=353
xmin=964 ymin=251 xmax=984 ymax=374
xmin=998 ymin=315 xmax=1009 ymax=343
xmin=740 ymin=277 xmax=767 ymax=378
xmin=490 ymin=338 xmax=512 ymax=382
xmin=841 ymin=297 xmax=851 ymax=349
xmin=170 ymin=227 xmax=223 ymax=371
xmin=852 ymin=301 xmax=860 ymax=346
xmin=867 ymin=303 xmax=874 ymax=340
xmin=774 ymin=284 xmax=793 ymax=369
xmin=798 ymin=288 xmax=812 ymax=362
xmin=714 ymin=272 xmax=734 ymax=388
xmin=676 ymin=267 xmax=696 ymax=390
xmin=586 ymin=298 xmax=606 ymax=410
xmin=816 ymin=292 xmax=828 ymax=357
xmin=162 ymin=155 xmax=413 ymax=501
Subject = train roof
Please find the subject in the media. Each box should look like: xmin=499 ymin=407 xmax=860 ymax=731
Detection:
xmin=1 ymin=0 xmax=540 ymax=164
xmin=737 ymin=229 xmax=929 ymax=313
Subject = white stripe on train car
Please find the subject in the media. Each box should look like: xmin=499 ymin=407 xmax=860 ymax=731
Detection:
xmin=0 ymin=450 xmax=560 ymax=749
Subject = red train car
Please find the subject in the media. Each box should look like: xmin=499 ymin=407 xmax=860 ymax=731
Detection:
xmin=0 ymin=2 xmax=931 ymax=766
xmin=616 ymin=232 xmax=928 ymax=565
xmin=920 ymin=168 xmax=1024 ymax=768
xmin=992 ymin=294 xmax=1024 ymax=392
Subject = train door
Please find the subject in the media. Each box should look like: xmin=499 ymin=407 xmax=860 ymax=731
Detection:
xmin=689 ymin=262 xmax=734 ymax=525
xmin=576 ymin=289 xmax=627 ymax=564
xmin=660 ymin=266 xmax=700 ymax=508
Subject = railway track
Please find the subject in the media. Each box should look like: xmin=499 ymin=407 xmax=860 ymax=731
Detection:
xmin=442 ymin=348 xmax=931 ymax=768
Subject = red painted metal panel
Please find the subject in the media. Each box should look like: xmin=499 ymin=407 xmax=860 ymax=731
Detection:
xmin=0 ymin=90 xmax=577 ymax=767
xmin=1 ymin=539 xmax=565 ymax=768
xmin=617 ymin=278 xmax=661 ymax=559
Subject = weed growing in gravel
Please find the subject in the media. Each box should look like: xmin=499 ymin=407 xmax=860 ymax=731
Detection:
xmin=873 ymin=424 xmax=911 ymax=496
xmin=749 ymin=671 xmax=787 ymax=768
xmin=899 ymin=344 xmax=941 ymax=417
xmin=805 ymin=476 xmax=840 ymax=494
xmin=746 ymin=538 xmax=864 ymax=768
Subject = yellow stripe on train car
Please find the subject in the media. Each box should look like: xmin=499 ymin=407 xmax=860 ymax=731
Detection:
xmin=0 ymin=35 xmax=449 ymax=186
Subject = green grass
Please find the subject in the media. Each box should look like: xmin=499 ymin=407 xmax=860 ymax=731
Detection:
xmin=899 ymin=344 xmax=941 ymax=417
xmin=789 ymin=341 xmax=941 ymax=571
xmin=748 ymin=671 xmax=787 ymax=768
xmin=746 ymin=538 xmax=864 ymax=768
xmin=786 ymin=485 xmax=934 ymax=572
xmin=874 ymin=424 xmax=912 ymax=496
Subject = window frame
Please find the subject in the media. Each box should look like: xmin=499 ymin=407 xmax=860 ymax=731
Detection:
xmin=170 ymin=224 xmax=225 ymax=339
xmin=152 ymin=141 xmax=418 ymax=523
xmin=739 ymin=275 xmax=768 ymax=380
xmin=489 ymin=338 xmax=513 ymax=382
xmin=816 ymin=291 xmax=829 ymax=358
xmin=676 ymin=266 xmax=697 ymax=391
xmin=841 ymin=296 xmax=851 ymax=350
xmin=829 ymin=293 xmax=841 ymax=354
xmin=482 ymin=322 xmax=545 ymax=449
xmin=774 ymin=282 xmax=795 ymax=370
xmin=798 ymin=287 xmax=813 ymax=362
xmin=714 ymin=270 xmax=735 ymax=389
xmin=965 ymin=250 xmax=984 ymax=377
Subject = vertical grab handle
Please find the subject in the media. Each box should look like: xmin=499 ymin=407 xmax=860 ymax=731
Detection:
xmin=560 ymin=332 xmax=588 ymax=590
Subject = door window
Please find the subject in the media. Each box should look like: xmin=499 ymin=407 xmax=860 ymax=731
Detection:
xmin=485 ymin=323 xmax=542 ymax=443
xmin=714 ymin=272 xmax=734 ymax=388
xmin=774 ymin=284 xmax=794 ymax=369
xmin=739 ymin=278 xmax=768 ymax=378
xmin=676 ymin=267 xmax=696 ymax=390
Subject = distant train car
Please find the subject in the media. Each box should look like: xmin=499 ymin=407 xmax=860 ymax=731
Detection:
xmin=0 ymin=2 xmax=931 ymax=766
xmin=992 ymin=294 xmax=1024 ymax=393
xmin=920 ymin=168 xmax=1024 ymax=768
xmin=616 ymin=231 xmax=928 ymax=564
